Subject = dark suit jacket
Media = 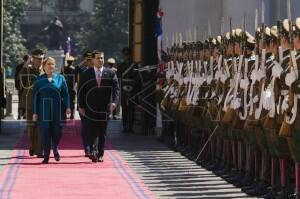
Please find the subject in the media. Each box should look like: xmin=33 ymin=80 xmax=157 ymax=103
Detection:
xmin=78 ymin=67 xmax=119 ymax=123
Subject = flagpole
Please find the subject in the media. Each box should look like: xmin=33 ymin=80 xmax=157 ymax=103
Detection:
xmin=0 ymin=0 xmax=4 ymax=121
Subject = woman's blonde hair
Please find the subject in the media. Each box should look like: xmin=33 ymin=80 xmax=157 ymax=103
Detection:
xmin=42 ymin=57 xmax=56 ymax=67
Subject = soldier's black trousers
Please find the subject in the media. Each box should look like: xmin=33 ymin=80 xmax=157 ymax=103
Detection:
xmin=122 ymin=102 xmax=135 ymax=131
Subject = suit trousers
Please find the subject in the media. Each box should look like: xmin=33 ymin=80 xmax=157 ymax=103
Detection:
xmin=79 ymin=114 xmax=90 ymax=152
xmin=39 ymin=122 xmax=62 ymax=159
xmin=86 ymin=120 xmax=107 ymax=157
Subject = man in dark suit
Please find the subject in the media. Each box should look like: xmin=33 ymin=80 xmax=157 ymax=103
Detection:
xmin=78 ymin=50 xmax=119 ymax=162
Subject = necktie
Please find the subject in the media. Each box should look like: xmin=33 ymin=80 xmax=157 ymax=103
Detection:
xmin=97 ymin=69 xmax=102 ymax=87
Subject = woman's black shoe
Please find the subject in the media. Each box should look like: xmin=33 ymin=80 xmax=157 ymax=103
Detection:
xmin=42 ymin=158 xmax=49 ymax=164
xmin=54 ymin=152 xmax=60 ymax=162
xmin=29 ymin=149 xmax=34 ymax=156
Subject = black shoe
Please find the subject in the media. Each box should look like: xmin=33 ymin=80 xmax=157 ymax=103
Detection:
xmin=261 ymin=189 xmax=277 ymax=199
xmin=54 ymin=152 xmax=60 ymax=162
xmin=289 ymin=193 xmax=300 ymax=199
xmin=90 ymin=152 xmax=98 ymax=163
xmin=275 ymin=189 xmax=288 ymax=199
xmin=246 ymin=182 xmax=268 ymax=196
xmin=36 ymin=154 xmax=44 ymax=158
xmin=29 ymin=149 xmax=34 ymax=156
xmin=236 ymin=173 xmax=253 ymax=187
xmin=84 ymin=149 xmax=90 ymax=157
xmin=42 ymin=158 xmax=49 ymax=164
xmin=98 ymin=156 xmax=104 ymax=162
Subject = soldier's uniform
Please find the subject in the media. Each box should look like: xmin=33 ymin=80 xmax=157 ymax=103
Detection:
xmin=61 ymin=56 xmax=76 ymax=119
xmin=117 ymin=48 xmax=141 ymax=133
xmin=19 ymin=49 xmax=44 ymax=157
xmin=108 ymin=58 xmax=119 ymax=119
xmin=281 ymin=17 xmax=300 ymax=199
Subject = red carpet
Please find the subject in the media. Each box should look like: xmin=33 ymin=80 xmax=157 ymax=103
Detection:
xmin=0 ymin=121 xmax=155 ymax=199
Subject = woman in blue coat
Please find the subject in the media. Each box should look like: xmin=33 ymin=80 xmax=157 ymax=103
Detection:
xmin=32 ymin=57 xmax=71 ymax=164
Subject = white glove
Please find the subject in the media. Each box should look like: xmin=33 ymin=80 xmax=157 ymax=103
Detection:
xmin=210 ymin=91 xmax=216 ymax=99
xmin=199 ymin=77 xmax=204 ymax=86
xmin=272 ymin=61 xmax=283 ymax=78
xmin=262 ymin=89 xmax=272 ymax=110
xmin=285 ymin=72 xmax=297 ymax=87
xmin=250 ymin=70 xmax=258 ymax=82
xmin=220 ymin=74 xmax=227 ymax=83
xmin=178 ymin=78 xmax=183 ymax=86
xmin=207 ymin=75 xmax=213 ymax=84
xmin=256 ymin=70 xmax=266 ymax=81
xmin=253 ymin=95 xmax=259 ymax=104
xmin=205 ymin=91 xmax=209 ymax=99
xmin=183 ymin=76 xmax=189 ymax=85
xmin=218 ymin=94 xmax=223 ymax=105
xmin=233 ymin=98 xmax=241 ymax=110
xmin=166 ymin=71 xmax=171 ymax=80
xmin=240 ymin=79 xmax=250 ymax=90
xmin=281 ymin=96 xmax=289 ymax=112
xmin=191 ymin=77 xmax=196 ymax=85
xmin=215 ymin=70 xmax=221 ymax=81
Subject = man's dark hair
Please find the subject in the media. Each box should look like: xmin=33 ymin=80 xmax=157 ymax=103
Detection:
xmin=31 ymin=48 xmax=44 ymax=56
xmin=23 ymin=55 xmax=29 ymax=62
xmin=92 ymin=50 xmax=104 ymax=58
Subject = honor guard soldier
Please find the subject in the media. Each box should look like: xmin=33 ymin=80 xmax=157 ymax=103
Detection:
xmin=19 ymin=49 xmax=44 ymax=157
xmin=117 ymin=47 xmax=141 ymax=133
xmin=61 ymin=56 xmax=76 ymax=119
xmin=108 ymin=58 xmax=119 ymax=119
xmin=107 ymin=58 xmax=117 ymax=73
xmin=279 ymin=17 xmax=300 ymax=199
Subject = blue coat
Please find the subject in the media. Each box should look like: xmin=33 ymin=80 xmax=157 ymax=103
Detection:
xmin=32 ymin=73 xmax=70 ymax=127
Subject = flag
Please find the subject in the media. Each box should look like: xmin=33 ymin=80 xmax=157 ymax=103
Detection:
xmin=156 ymin=9 xmax=164 ymax=61
xmin=156 ymin=9 xmax=165 ymax=86
xmin=156 ymin=8 xmax=164 ymax=133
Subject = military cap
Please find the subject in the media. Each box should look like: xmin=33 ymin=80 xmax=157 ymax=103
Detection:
xmin=216 ymin=36 xmax=222 ymax=45
xmin=270 ymin=26 xmax=278 ymax=38
xmin=282 ymin=19 xmax=290 ymax=37
xmin=225 ymin=32 xmax=231 ymax=40
xmin=31 ymin=48 xmax=45 ymax=59
xmin=107 ymin=58 xmax=116 ymax=64
xmin=211 ymin=38 xmax=218 ymax=48
xmin=246 ymin=31 xmax=255 ymax=44
xmin=234 ymin=28 xmax=243 ymax=43
xmin=245 ymin=31 xmax=255 ymax=51
xmin=83 ymin=50 xmax=93 ymax=59
xmin=294 ymin=17 xmax=300 ymax=35
xmin=66 ymin=56 xmax=75 ymax=61
xmin=235 ymin=28 xmax=243 ymax=38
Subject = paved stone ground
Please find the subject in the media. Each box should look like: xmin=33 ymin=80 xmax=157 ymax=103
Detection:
xmin=107 ymin=121 xmax=259 ymax=199
xmin=0 ymin=121 xmax=26 ymax=174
